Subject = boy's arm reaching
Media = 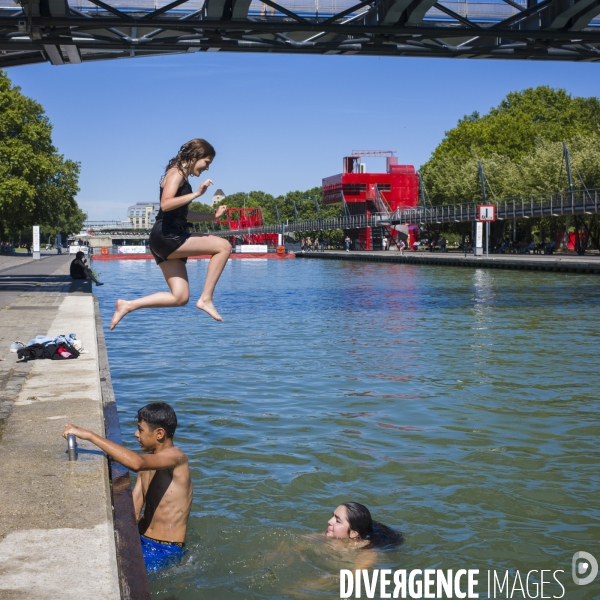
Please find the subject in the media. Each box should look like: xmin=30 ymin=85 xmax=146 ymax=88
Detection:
xmin=62 ymin=424 xmax=185 ymax=472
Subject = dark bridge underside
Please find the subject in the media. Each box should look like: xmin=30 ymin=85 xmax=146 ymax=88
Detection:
xmin=1 ymin=0 xmax=599 ymax=67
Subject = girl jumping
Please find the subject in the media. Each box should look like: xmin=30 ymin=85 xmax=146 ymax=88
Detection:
xmin=110 ymin=139 xmax=231 ymax=330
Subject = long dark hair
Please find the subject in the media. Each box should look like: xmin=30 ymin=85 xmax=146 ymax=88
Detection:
xmin=164 ymin=138 xmax=216 ymax=178
xmin=342 ymin=502 xmax=403 ymax=550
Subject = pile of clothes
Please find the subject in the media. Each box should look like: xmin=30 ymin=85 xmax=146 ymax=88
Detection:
xmin=15 ymin=333 xmax=81 ymax=362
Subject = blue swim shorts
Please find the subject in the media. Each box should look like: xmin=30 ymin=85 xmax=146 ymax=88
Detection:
xmin=140 ymin=534 xmax=185 ymax=572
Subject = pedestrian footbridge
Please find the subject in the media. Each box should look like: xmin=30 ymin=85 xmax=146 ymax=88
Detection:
xmin=205 ymin=188 xmax=600 ymax=237
xmin=1 ymin=0 xmax=599 ymax=67
xmin=85 ymin=188 xmax=600 ymax=241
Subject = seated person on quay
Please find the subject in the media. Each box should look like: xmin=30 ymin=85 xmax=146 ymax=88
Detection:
xmin=69 ymin=251 xmax=103 ymax=286
xmin=63 ymin=402 xmax=192 ymax=571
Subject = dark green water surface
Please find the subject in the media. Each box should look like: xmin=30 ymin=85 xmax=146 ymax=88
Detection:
xmin=97 ymin=258 xmax=600 ymax=599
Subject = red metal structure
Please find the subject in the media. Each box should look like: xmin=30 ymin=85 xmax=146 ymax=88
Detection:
xmin=217 ymin=207 xmax=278 ymax=246
xmin=323 ymin=152 xmax=420 ymax=250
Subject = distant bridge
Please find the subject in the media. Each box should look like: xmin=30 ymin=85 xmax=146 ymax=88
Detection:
xmin=1 ymin=0 xmax=600 ymax=67
xmin=87 ymin=188 xmax=600 ymax=240
xmin=208 ymin=188 xmax=600 ymax=237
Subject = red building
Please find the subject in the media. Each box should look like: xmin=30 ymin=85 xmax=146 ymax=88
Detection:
xmin=217 ymin=207 xmax=278 ymax=246
xmin=322 ymin=153 xmax=420 ymax=250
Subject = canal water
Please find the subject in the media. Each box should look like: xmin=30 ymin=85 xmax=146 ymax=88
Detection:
xmin=96 ymin=258 xmax=600 ymax=599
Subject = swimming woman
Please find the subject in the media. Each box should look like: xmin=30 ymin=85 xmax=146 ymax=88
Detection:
xmin=110 ymin=139 xmax=231 ymax=330
xmin=325 ymin=502 xmax=403 ymax=549
xmin=273 ymin=503 xmax=403 ymax=596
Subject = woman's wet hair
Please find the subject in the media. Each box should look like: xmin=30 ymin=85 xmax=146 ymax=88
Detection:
xmin=137 ymin=402 xmax=177 ymax=438
xmin=342 ymin=502 xmax=403 ymax=549
xmin=165 ymin=138 xmax=216 ymax=177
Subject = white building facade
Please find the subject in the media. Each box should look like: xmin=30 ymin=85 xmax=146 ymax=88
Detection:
xmin=127 ymin=202 xmax=161 ymax=229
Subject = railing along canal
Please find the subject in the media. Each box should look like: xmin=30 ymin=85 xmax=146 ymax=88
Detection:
xmin=208 ymin=189 xmax=600 ymax=238
xmin=391 ymin=189 xmax=600 ymax=226
xmin=87 ymin=189 xmax=600 ymax=239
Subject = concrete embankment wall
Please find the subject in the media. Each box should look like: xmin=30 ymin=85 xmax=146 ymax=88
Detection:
xmin=0 ymin=255 xmax=149 ymax=600
xmin=297 ymin=251 xmax=600 ymax=274
xmin=0 ymin=294 xmax=120 ymax=599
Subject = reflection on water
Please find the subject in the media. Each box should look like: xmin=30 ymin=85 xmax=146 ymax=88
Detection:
xmin=96 ymin=259 xmax=600 ymax=599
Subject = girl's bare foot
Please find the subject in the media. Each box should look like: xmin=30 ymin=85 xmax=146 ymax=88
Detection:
xmin=196 ymin=298 xmax=222 ymax=321
xmin=110 ymin=299 xmax=130 ymax=330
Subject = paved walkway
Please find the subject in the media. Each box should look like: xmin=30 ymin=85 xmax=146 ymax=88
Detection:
xmin=0 ymin=251 xmax=66 ymax=273
xmin=0 ymin=256 xmax=119 ymax=599
xmin=0 ymin=256 xmax=90 ymax=423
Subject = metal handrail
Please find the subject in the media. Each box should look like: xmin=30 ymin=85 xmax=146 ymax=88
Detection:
xmin=86 ymin=188 xmax=600 ymax=239
xmin=67 ymin=434 xmax=78 ymax=461
xmin=207 ymin=188 xmax=600 ymax=238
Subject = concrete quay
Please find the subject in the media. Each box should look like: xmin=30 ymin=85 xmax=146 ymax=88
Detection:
xmin=0 ymin=255 xmax=148 ymax=600
xmin=296 ymin=250 xmax=600 ymax=273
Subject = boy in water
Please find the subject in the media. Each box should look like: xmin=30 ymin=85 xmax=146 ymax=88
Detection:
xmin=62 ymin=402 xmax=192 ymax=571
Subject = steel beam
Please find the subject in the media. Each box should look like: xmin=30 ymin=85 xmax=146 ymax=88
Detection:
xmin=1 ymin=0 xmax=600 ymax=67
xmin=546 ymin=0 xmax=597 ymax=28
xmin=3 ymin=17 xmax=600 ymax=39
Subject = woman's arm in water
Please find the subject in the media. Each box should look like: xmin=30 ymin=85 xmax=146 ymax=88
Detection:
xmin=160 ymin=168 xmax=213 ymax=212
xmin=285 ymin=548 xmax=377 ymax=599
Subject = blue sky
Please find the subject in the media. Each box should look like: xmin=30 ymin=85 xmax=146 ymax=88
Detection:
xmin=6 ymin=53 xmax=600 ymax=221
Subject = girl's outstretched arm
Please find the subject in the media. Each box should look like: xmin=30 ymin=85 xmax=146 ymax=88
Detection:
xmin=187 ymin=205 xmax=228 ymax=223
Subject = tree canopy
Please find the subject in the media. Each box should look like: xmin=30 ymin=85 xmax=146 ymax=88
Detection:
xmin=188 ymin=200 xmax=214 ymax=214
xmin=0 ymin=70 xmax=85 ymax=238
xmin=421 ymin=87 xmax=600 ymax=206
xmin=215 ymin=187 xmax=342 ymax=225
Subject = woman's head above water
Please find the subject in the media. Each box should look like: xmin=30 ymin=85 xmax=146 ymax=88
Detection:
xmin=326 ymin=502 xmax=403 ymax=549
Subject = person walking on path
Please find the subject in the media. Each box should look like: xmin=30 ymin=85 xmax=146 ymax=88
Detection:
xmin=345 ymin=236 xmax=351 ymax=252
xmin=382 ymin=237 xmax=388 ymax=251
xmin=110 ymin=139 xmax=231 ymax=330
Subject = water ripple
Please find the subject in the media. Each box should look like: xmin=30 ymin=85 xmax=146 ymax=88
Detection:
xmin=96 ymin=259 xmax=600 ymax=599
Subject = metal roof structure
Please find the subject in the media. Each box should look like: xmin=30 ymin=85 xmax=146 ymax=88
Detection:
xmin=1 ymin=0 xmax=599 ymax=67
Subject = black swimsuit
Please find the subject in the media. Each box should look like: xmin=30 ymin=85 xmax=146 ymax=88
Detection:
xmin=149 ymin=180 xmax=193 ymax=265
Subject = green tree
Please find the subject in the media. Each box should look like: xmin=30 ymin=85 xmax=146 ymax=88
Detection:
xmin=217 ymin=187 xmax=342 ymax=225
xmin=430 ymin=86 xmax=600 ymax=163
xmin=0 ymin=70 xmax=85 ymax=238
xmin=188 ymin=200 xmax=214 ymax=214
xmin=421 ymin=87 xmax=600 ymax=206
xmin=509 ymin=134 xmax=600 ymax=195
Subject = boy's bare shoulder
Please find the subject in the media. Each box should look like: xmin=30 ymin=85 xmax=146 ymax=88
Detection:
xmin=167 ymin=445 xmax=189 ymax=467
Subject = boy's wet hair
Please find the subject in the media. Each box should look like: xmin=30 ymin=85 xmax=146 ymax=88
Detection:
xmin=137 ymin=402 xmax=177 ymax=438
